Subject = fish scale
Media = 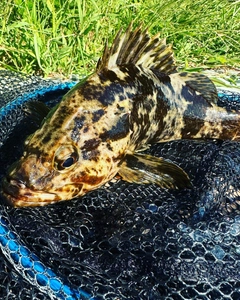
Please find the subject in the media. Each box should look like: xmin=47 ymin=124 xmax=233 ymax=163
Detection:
xmin=0 ymin=69 xmax=240 ymax=299
xmin=1 ymin=23 xmax=240 ymax=207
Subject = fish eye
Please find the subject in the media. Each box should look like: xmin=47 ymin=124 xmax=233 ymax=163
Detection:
xmin=54 ymin=145 xmax=79 ymax=171
xmin=62 ymin=157 xmax=75 ymax=168
xmin=56 ymin=153 xmax=78 ymax=170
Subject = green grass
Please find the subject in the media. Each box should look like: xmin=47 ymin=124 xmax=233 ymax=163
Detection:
xmin=0 ymin=0 xmax=239 ymax=78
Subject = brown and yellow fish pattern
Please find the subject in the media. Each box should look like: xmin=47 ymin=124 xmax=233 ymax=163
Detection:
xmin=1 ymin=23 xmax=240 ymax=207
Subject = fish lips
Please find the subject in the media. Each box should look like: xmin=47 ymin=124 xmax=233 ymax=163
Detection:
xmin=1 ymin=177 xmax=61 ymax=207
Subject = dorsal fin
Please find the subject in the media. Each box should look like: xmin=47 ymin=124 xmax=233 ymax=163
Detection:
xmin=178 ymin=72 xmax=219 ymax=105
xmin=97 ymin=23 xmax=177 ymax=74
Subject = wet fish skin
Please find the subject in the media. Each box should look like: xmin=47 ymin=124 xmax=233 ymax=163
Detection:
xmin=2 ymin=74 xmax=134 ymax=206
xmin=1 ymin=23 xmax=240 ymax=207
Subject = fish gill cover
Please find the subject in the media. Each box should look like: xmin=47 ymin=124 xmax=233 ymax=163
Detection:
xmin=0 ymin=70 xmax=240 ymax=299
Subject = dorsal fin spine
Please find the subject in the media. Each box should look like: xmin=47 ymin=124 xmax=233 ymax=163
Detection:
xmin=97 ymin=23 xmax=177 ymax=75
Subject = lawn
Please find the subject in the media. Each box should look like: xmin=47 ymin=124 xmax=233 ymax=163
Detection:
xmin=0 ymin=0 xmax=239 ymax=79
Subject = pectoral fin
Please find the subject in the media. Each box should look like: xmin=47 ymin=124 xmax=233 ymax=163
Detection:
xmin=118 ymin=153 xmax=191 ymax=189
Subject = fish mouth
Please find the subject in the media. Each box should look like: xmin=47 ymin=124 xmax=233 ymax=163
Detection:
xmin=1 ymin=177 xmax=61 ymax=207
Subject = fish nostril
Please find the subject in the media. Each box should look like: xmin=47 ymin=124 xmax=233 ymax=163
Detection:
xmin=9 ymin=179 xmax=26 ymax=189
xmin=4 ymin=174 xmax=27 ymax=189
xmin=5 ymin=167 xmax=28 ymax=187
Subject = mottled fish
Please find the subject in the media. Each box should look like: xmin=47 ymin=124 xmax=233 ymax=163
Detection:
xmin=1 ymin=23 xmax=240 ymax=207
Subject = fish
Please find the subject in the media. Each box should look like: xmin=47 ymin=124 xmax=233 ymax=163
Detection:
xmin=1 ymin=23 xmax=240 ymax=207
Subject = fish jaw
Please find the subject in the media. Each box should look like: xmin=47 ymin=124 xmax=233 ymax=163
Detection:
xmin=1 ymin=177 xmax=62 ymax=207
xmin=1 ymin=168 xmax=86 ymax=207
xmin=1 ymin=148 xmax=122 ymax=207
xmin=1 ymin=155 xmax=61 ymax=207
xmin=1 ymin=169 xmax=117 ymax=207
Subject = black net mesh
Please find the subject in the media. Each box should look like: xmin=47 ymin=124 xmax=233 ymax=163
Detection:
xmin=0 ymin=70 xmax=239 ymax=300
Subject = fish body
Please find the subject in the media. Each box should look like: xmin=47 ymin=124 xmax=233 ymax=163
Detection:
xmin=1 ymin=23 xmax=240 ymax=207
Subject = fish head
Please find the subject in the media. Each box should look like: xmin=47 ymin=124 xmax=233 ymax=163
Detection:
xmin=2 ymin=139 xmax=84 ymax=207
xmin=1 ymin=77 xmax=131 ymax=207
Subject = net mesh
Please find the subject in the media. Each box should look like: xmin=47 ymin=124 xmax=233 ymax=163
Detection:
xmin=0 ymin=70 xmax=239 ymax=300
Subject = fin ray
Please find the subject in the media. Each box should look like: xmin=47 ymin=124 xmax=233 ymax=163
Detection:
xmin=178 ymin=72 xmax=218 ymax=105
xmin=97 ymin=23 xmax=177 ymax=74
xmin=119 ymin=153 xmax=191 ymax=189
